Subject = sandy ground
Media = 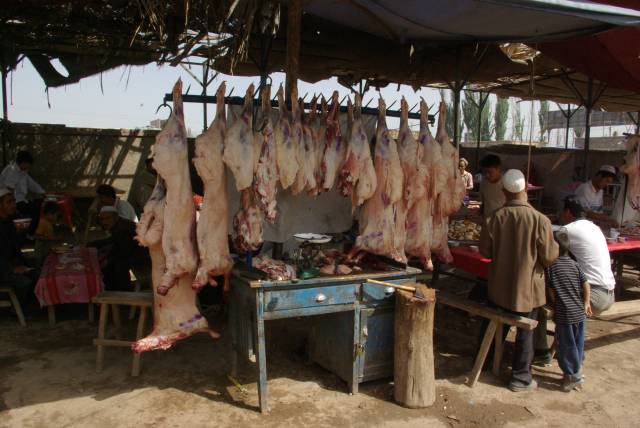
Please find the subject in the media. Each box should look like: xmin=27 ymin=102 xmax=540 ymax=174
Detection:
xmin=2 ymin=274 xmax=640 ymax=428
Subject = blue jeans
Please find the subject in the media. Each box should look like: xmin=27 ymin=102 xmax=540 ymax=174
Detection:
xmin=555 ymin=321 xmax=585 ymax=381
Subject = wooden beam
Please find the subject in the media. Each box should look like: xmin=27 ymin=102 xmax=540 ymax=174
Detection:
xmin=285 ymin=0 xmax=302 ymax=102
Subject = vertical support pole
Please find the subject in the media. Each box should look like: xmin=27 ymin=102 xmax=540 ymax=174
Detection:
xmin=202 ymin=61 xmax=209 ymax=132
xmin=637 ymin=111 xmax=640 ymax=135
xmin=565 ymin=104 xmax=571 ymax=150
xmin=1 ymin=64 xmax=8 ymax=167
xmin=583 ymin=78 xmax=593 ymax=180
xmin=453 ymin=84 xmax=461 ymax=148
xmin=475 ymin=92 xmax=489 ymax=171
xmin=285 ymin=0 xmax=302 ymax=102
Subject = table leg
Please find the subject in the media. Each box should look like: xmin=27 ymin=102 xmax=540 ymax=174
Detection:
xmin=88 ymin=303 xmax=95 ymax=324
xmin=47 ymin=306 xmax=56 ymax=326
xmin=469 ymin=320 xmax=497 ymax=387
xmin=492 ymin=322 xmax=504 ymax=377
xmin=254 ymin=290 xmax=268 ymax=414
xmin=96 ymin=303 xmax=109 ymax=372
xmin=349 ymin=304 xmax=361 ymax=395
xmin=132 ymin=306 xmax=147 ymax=377
xmin=229 ymin=289 xmax=238 ymax=378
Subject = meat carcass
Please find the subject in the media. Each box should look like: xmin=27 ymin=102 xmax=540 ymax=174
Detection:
xmin=223 ymin=84 xmax=255 ymax=191
xmin=133 ymin=179 xmax=215 ymax=353
xmin=404 ymin=100 xmax=436 ymax=271
xmin=321 ymin=91 xmax=346 ymax=191
xmin=151 ymin=79 xmax=199 ymax=295
xmin=351 ymin=97 xmax=406 ymax=264
xmin=418 ymin=98 xmax=444 ymax=200
xmin=252 ymin=255 xmax=297 ymax=281
xmin=338 ymin=95 xmax=377 ymax=209
xmin=397 ymin=97 xmax=426 ymax=209
xmin=309 ymin=96 xmax=328 ymax=196
xmin=291 ymin=91 xmax=313 ymax=195
xmin=192 ymin=82 xmax=233 ymax=290
xmin=274 ymin=84 xmax=299 ymax=189
xmin=233 ymin=188 xmax=263 ymax=253
xmin=254 ymin=85 xmax=279 ymax=223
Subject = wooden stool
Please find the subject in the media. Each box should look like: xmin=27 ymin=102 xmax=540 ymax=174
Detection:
xmin=0 ymin=287 xmax=27 ymax=327
xmin=92 ymin=291 xmax=153 ymax=376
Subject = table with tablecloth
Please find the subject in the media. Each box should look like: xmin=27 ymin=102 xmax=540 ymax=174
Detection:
xmin=443 ymin=240 xmax=640 ymax=282
xmin=35 ymin=247 xmax=104 ymax=323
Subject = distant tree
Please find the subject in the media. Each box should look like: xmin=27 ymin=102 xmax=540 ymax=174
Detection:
xmin=494 ymin=96 xmax=509 ymax=141
xmin=461 ymin=91 xmax=492 ymax=142
xmin=574 ymin=127 xmax=585 ymax=139
xmin=439 ymin=89 xmax=462 ymax=141
xmin=512 ymin=99 xmax=525 ymax=141
xmin=538 ymin=100 xmax=550 ymax=142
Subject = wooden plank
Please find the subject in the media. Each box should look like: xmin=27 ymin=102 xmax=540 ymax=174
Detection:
xmin=596 ymin=300 xmax=640 ymax=319
xmin=93 ymin=338 xmax=134 ymax=347
xmin=92 ymin=291 xmax=153 ymax=306
xmin=285 ymin=0 xmax=302 ymax=101
xmin=0 ymin=301 xmax=11 ymax=308
xmin=96 ymin=303 xmax=109 ymax=372
xmin=262 ymin=303 xmax=356 ymax=320
xmin=492 ymin=322 xmax=504 ymax=377
xmin=438 ymin=293 xmax=538 ymax=330
xmin=468 ymin=320 xmax=497 ymax=387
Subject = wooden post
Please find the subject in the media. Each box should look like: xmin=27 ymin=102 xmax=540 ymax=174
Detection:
xmin=285 ymin=0 xmax=302 ymax=102
xmin=394 ymin=283 xmax=436 ymax=408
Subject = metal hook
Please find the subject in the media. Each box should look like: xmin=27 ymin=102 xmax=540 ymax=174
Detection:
xmin=155 ymin=101 xmax=172 ymax=118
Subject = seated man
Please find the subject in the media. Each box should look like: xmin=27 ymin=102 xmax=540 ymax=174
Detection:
xmin=96 ymin=184 xmax=138 ymax=222
xmin=479 ymin=154 xmax=505 ymax=220
xmin=561 ymin=198 xmax=615 ymax=314
xmin=574 ymin=165 xmax=617 ymax=226
xmin=90 ymin=206 xmax=148 ymax=291
xmin=0 ymin=188 xmax=38 ymax=309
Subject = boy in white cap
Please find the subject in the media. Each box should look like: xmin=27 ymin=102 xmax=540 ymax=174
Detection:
xmin=480 ymin=169 xmax=559 ymax=392
xmin=574 ymin=165 xmax=617 ymax=226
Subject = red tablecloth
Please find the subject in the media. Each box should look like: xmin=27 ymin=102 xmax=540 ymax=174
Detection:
xmin=449 ymin=239 xmax=640 ymax=280
xmin=35 ymin=247 xmax=104 ymax=306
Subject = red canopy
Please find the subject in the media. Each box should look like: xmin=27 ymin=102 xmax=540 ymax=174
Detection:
xmin=538 ymin=0 xmax=640 ymax=93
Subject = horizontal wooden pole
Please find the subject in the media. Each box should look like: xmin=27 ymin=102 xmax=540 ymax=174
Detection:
xmin=93 ymin=339 xmax=134 ymax=347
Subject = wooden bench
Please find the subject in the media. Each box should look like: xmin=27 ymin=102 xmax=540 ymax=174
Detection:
xmin=0 ymin=287 xmax=26 ymax=327
xmin=92 ymin=291 xmax=153 ymax=376
xmin=437 ymin=292 xmax=538 ymax=387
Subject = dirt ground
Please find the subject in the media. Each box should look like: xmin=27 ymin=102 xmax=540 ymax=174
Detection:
xmin=2 ymin=274 xmax=640 ymax=428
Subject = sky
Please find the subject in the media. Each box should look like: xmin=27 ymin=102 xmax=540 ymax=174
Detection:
xmin=3 ymin=57 xmax=631 ymax=146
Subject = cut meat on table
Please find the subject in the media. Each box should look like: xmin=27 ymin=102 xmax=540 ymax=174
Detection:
xmin=192 ymin=81 xmax=233 ymax=290
xmin=252 ymin=255 xmax=297 ymax=281
xmin=321 ymin=91 xmax=346 ymax=191
xmin=274 ymin=84 xmax=299 ymax=189
xmin=405 ymin=100 xmax=436 ymax=271
xmin=253 ymin=85 xmax=279 ymax=223
xmin=352 ymin=97 xmax=406 ymax=264
xmin=223 ymin=84 xmax=255 ymax=191
xmin=233 ymin=188 xmax=263 ymax=253
xmin=151 ymin=79 xmax=199 ymax=295
xmin=133 ymin=179 xmax=215 ymax=353
xmin=338 ymin=95 xmax=377 ymax=210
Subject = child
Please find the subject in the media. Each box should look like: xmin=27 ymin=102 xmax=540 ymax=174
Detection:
xmin=545 ymin=229 xmax=592 ymax=392
xmin=34 ymin=201 xmax=62 ymax=263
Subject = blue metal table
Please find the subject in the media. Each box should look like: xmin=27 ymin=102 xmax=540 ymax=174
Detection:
xmin=229 ymin=266 xmax=421 ymax=413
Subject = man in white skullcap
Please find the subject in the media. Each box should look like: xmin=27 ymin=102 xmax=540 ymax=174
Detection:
xmin=480 ymin=169 xmax=559 ymax=392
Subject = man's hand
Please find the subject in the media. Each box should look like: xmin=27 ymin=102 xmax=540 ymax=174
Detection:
xmin=14 ymin=265 xmax=31 ymax=274
xmin=585 ymin=302 xmax=593 ymax=317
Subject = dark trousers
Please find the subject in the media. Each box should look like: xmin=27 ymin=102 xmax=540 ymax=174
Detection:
xmin=479 ymin=303 xmax=539 ymax=385
xmin=555 ymin=321 xmax=585 ymax=381
xmin=17 ymin=199 xmax=42 ymax=235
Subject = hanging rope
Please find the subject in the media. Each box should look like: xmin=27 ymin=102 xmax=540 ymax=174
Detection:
xmin=526 ymin=58 xmax=536 ymax=186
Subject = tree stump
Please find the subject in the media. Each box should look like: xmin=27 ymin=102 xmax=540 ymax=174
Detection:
xmin=394 ymin=283 xmax=436 ymax=408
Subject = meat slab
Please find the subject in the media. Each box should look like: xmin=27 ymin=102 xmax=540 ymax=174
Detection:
xmin=321 ymin=91 xmax=346 ymax=191
xmin=151 ymin=79 xmax=199 ymax=295
xmin=338 ymin=95 xmax=377 ymax=210
xmin=309 ymin=96 xmax=328 ymax=196
xmin=274 ymin=84 xmax=299 ymax=189
xmin=252 ymin=255 xmax=297 ymax=281
xmin=233 ymin=188 xmax=263 ymax=253
xmin=351 ymin=97 xmax=406 ymax=264
xmin=192 ymin=81 xmax=233 ymax=290
xmin=223 ymin=84 xmax=255 ymax=191
xmin=253 ymin=85 xmax=279 ymax=222
xmin=133 ymin=179 xmax=215 ymax=353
